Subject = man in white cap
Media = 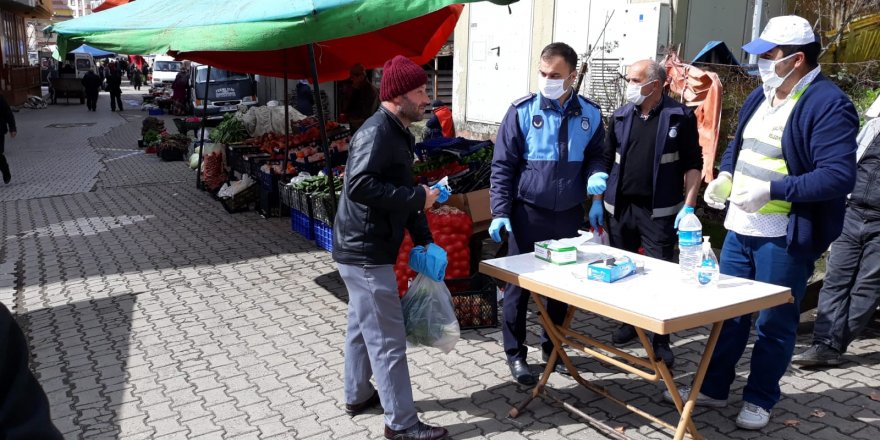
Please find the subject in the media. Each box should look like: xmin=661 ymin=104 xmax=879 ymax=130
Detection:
xmin=663 ymin=16 xmax=858 ymax=430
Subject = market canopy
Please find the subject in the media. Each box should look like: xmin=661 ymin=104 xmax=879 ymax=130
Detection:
xmin=70 ymin=44 xmax=116 ymax=58
xmin=48 ymin=0 xmax=507 ymax=56
xmin=176 ymin=5 xmax=462 ymax=81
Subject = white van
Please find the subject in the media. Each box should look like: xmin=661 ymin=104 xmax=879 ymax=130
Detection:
xmin=152 ymin=55 xmax=183 ymax=87
xmin=63 ymin=52 xmax=95 ymax=78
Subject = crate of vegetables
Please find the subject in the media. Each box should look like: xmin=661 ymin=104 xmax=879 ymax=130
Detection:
xmin=446 ymin=274 xmax=498 ymax=329
xmin=309 ymin=192 xmax=339 ymax=225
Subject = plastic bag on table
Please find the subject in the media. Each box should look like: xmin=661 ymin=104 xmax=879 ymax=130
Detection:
xmin=401 ymin=274 xmax=460 ymax=353
xmin=587 ymin=227 xmax=610 ymax=246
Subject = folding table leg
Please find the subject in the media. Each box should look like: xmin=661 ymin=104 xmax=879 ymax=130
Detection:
xmin=668 ymin=321 xmax=723 ymax=440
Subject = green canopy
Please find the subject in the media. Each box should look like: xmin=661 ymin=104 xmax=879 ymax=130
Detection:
xmin=48 ymin=0 xmax=494 ymax=56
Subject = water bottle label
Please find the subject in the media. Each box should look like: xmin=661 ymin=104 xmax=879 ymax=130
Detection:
xmin=679 ymin=230 xmax=702 ymax=246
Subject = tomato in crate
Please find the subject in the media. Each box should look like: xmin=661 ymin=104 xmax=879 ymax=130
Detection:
xmin=395 ymin=206 xmax=473 ymax=297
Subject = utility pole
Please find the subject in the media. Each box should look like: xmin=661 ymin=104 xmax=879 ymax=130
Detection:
xmin=749 ymin=0 xmax=764 ymax=64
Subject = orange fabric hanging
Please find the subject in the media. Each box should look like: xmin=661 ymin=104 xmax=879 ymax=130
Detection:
xmin=433 ymin=106 xmax=455 ymax=138
xmin=93 ymin=0 xmax=131 ymax=13
xmin=664 ymin=51 xmax=723 ymax=183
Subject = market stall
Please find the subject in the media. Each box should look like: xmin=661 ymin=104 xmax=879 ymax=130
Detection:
xmin=480 ymin=244 xmax=791 ymax=440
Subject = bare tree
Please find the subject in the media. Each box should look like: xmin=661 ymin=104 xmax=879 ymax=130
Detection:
xmin=791 ymin=0 xmax=880 ymax=60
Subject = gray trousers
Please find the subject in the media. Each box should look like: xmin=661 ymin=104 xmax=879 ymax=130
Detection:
xmin=813 ymin=207 xmax=880 ymax=353
xmin=338 ymin=263 xmax=418 ymax=430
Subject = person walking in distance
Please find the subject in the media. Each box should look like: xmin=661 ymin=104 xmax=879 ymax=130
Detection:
xmin=0 ymin=94 xmax=17 ymax=184
xmin=106 ymin=64 xmax=123 ymax=111
xmin=82 ymin=69 xmax=102 ymax=111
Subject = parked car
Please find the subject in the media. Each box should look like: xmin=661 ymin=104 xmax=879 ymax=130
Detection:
xmin=190 ymin=63 xmax=258 ymax=120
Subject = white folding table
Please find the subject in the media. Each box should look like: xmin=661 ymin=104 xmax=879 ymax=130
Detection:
xmin=479 ymin=244 xmax=791 ymax=440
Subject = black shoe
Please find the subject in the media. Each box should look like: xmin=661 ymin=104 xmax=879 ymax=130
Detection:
xmin=508 ymin=359 xmax=536 ymax=385
xmin=612 ymin=323 xmax=637 ymax=344
xmin=344 ymin=389 xmax=381 ymax=416
xmin=542 ymin=351 xmax=569 ymax=375
xmin=384 ymin=421 xmax=448 ymax=440
xmin=791 ymin=343 xmax=843 ymax=367
xmin=653 ymin=340 xmax=675 ymax=367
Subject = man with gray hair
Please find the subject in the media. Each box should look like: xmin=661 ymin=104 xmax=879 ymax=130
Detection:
xmin=587 ymin=59 xmax=703 ymax=366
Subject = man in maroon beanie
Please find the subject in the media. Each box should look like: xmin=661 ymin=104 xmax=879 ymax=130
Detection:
xmin=332 ymin=55 xmax=447 ymax=440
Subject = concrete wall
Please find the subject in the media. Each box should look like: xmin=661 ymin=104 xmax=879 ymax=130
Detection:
xmin=452 ymin=0 xmax=556 ymax=141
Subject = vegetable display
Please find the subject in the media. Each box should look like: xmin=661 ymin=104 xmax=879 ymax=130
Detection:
xmin=209 ymin=114 xmax=249 ymax=144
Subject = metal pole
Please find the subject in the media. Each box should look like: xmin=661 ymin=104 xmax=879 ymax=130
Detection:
xmin=749 ymin=0 xmax=763 ymax=64
xmin=196 ymin=65 xmax=212 ymax=190
xmin=307 ymin=43 xmax=336 ymax=210
xmin=282 ymin=51 xmax=290 ymax=212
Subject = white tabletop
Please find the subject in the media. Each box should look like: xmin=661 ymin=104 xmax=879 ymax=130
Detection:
xmin=480 ymin=243 xmax=792 ymax=333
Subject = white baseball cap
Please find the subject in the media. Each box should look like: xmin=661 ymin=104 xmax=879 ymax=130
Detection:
xmin=743 ymin=15 xmax=815 ymax=55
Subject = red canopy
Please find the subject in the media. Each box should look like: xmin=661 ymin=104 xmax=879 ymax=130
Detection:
xmin=174 ymin=4 xmax=462 ymax=81
xmin=92 ymin=0 xmax=131 ymax=13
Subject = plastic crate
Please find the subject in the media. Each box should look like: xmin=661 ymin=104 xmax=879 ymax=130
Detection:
xmin=290 ymin=208 xmax=314 ymax=240
xmin=258 ymin=168 xmax=281 ymax=192
xmin=220 ymin=185 xmax=257 ymax=213
xmin=290 ymin=189 xmax=313 ymax=215
xmin=309 ymin=193 xmax=338 ymax=225
xmin=313 ymin=220 xmax=333 ymax=252
xmin=257 ymin=185 xmax=284 ymax=218
xmin=446 ymin=274 xmax=499 ymax=329
xmin=226 ymin=145 xmax=260 ymax=174
xmin=242 ymin=154 xmax=272 ymax=177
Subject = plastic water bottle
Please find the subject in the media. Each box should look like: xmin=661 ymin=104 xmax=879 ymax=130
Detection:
xmin=696 ymin=236 xmax=719 ymax=287
xmin=678 ymin=207 xmax=702 ymax=282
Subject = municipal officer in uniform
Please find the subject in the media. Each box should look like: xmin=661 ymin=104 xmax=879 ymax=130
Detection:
xmin=490 ymin=42 xmax=606 ymax=385
xmin=588 ymin=59 xmax=703 ymax=367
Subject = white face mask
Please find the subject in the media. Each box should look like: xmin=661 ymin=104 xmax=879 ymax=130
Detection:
xmin=626 ymin=80 xmax=655 ymax=106
xmin=757 ymin=53 xmax=798 ymax=89
xmin=538 ymin=75 xmax=569 ymax=100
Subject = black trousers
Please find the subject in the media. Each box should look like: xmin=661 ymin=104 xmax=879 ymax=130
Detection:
xmin=0 ymin=134 xmax=8 ymax=180
xmin=86 ymin=92 xmax=98 ymax=110
xmin=813 ymin=206 xmax=880 ymax=353
xmin=110 ymin=91 xmax=123 ymax=111
xmin=608 ymin=197 xmax=678 ymax=344
xmin=502 ymin=202 xmax=584 ymax=362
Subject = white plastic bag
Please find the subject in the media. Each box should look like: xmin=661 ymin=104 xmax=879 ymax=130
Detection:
xmin=401 ymin=274 xmax=460 ymax=353
xmin=587 ymin=227 xmax=611 ymax=246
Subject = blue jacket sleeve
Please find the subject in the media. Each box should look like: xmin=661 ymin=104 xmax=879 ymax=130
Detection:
xmin=770 ymin=96 xmax=859 ymax=202
xmin=490 ymin=106 xmax=524 ymax=218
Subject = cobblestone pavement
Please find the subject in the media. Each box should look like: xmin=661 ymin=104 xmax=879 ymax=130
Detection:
xmin=1 ymin=84 xmax=878 ymax=440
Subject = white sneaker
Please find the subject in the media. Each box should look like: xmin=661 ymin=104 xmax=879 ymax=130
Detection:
xmin=662 ymin=386 xmax=728 ymax=408
xmin=736 ymin=402 xmax=771 ymax=430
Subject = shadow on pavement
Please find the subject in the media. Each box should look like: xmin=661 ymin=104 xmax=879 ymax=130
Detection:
xmin=21 ymin=293 xmax=136 ymax=439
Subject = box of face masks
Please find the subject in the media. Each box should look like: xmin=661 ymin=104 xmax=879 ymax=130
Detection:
xmin=587 ymin=256 xmax=636 ymax=282
xmin=534 ymin=240 xmax=577 ymax=265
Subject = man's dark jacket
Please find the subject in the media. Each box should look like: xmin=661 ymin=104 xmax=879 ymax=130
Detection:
xmin=0 ymin=96 xmax=16 ymax=135
xmin=332 ymin=106 xmax=432 ymax=265
xmin=105 ymin=74 xmax=122 ymax=94
xmin=81 ymin=72 xmax=102 ymax=95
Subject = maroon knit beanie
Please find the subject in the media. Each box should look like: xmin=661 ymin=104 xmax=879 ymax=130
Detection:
xmin=379 ymin=55 xmax=427 ymax=101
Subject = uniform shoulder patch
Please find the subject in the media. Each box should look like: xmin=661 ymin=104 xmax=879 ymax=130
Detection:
xmin=511 ymin=93 xmax=536 ymax=107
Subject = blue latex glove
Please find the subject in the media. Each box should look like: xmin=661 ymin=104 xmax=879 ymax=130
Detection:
xmin=674 ymin=205 xmax=694 ymax=229
xmin=489 ymin=217 xmax=512 ymax=243
xmin=587 ymin=172 xmax=609 ymax=195
xmin=589 ymin=199 xmax=604 ymax=229
xmin=409 ymin=243 xmax=447 ymax=281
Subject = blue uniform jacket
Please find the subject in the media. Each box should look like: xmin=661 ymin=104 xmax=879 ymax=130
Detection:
xmin=602 ymin=95 xmax=703 ymax=218
xmin=720 ymin=74 xmax=858 ymax=255
xmin=490 ymin=92 xmax=604 ymax=218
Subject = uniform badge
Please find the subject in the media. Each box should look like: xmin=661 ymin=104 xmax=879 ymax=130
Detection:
xmin=581 ymin=117 xmax=590 ymax=131
xmin=532 ymin=115 xmax=544 ymax=128
xmin=669 ymin=126 xmax=678 ymax=138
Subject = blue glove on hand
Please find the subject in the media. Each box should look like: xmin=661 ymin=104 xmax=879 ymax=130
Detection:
xmin=674 ymin=205 xmax=694 ymax=229
xmin=409 ymin=243 xmax=447 ymax=282
xmin=489 ymin=217 xmax=512 ymax=243
xmin=587 ymin=172 xmax=609 ymax=195
xmin=589 ymin=199 xmax=604 ymax=230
